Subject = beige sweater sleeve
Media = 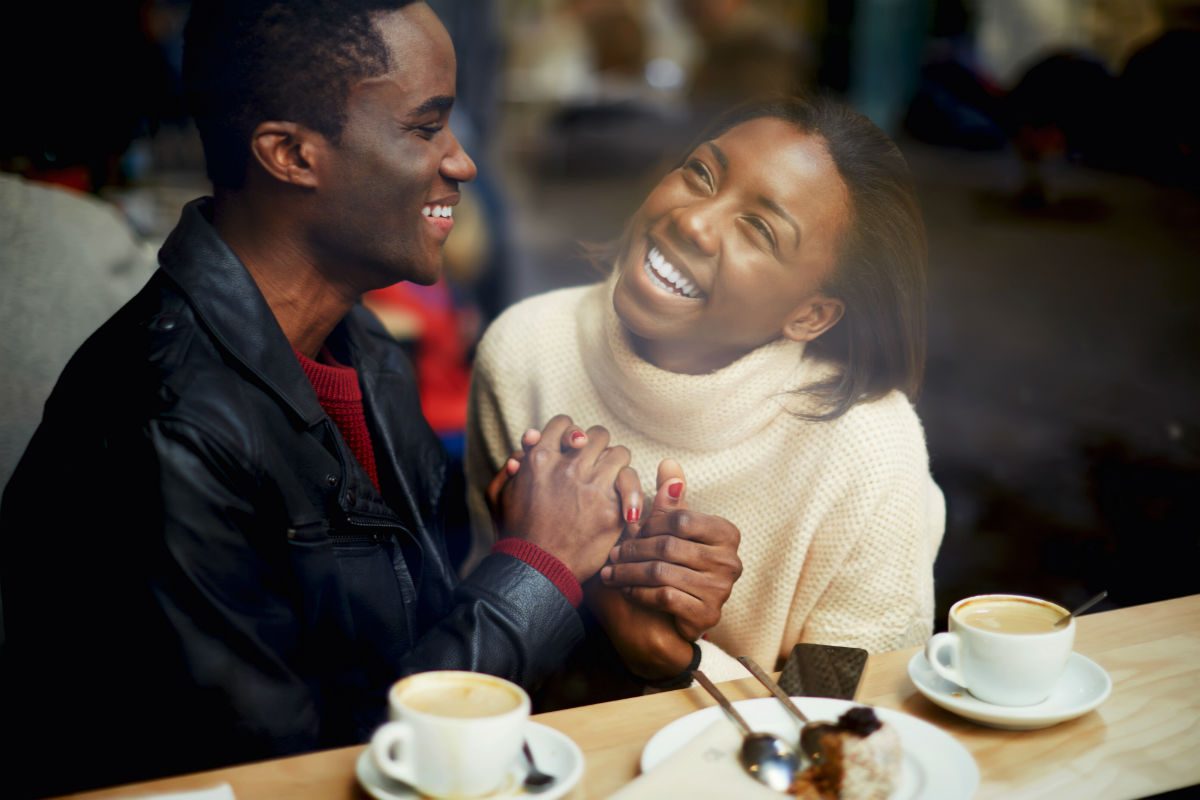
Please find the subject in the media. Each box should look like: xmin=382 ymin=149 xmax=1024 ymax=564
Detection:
xmin=462 ymin=348 xmax=514 ymax=577
xmin=798 ymin=452 xmax=943 ymax=653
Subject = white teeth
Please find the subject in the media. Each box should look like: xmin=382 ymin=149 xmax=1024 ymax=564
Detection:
xmin=644 ymin=245 xmax=702 ymax=299
xmin=423 ymin=205 xmax=454 ymax=219
xmin=422 ymin=206 xmax=432 ymax=217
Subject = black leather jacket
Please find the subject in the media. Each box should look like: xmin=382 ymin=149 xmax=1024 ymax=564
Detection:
xmin=0 ymin=199 xmax=582 ymax=797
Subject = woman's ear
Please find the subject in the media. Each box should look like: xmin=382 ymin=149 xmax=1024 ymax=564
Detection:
xmin=248 ymin=121 xmax=323 ymax=188
xmin=782 ymin=296 xmax=845 ymax=343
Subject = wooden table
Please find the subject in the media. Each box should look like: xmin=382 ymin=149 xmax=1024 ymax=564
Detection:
xmin=61 ymin=595 xmax=1200 ymax=800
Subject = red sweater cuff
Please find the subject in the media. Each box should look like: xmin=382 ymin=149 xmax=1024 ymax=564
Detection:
xmin=491 ymin=539 xmax=583 ymax=608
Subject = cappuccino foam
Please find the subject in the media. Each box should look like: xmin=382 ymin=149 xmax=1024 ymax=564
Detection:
xmin=957 ymin=597 xmax=1064 ymax=634
xmin=399 ymin=678 xmax=522 ymax=719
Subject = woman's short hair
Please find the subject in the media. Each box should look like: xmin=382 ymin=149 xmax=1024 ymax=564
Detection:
xmin=694 ymin=96 xmax=928 ymax=420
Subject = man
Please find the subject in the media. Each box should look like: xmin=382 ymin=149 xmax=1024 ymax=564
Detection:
xmin=2 ymin=1 xmax=748 ymax=796
xmin=0 ymin=2 xmax=743 ymax=796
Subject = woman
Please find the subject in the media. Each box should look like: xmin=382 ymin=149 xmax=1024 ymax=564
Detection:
xmin=466 ymin=97 xmax=945 ymax=683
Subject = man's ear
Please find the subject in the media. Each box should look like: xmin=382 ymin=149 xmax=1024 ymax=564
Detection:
xmin=248 ymin=121 xmax=324 ymax=188
xmin=782 ymin=295 xmax=845 ymax=343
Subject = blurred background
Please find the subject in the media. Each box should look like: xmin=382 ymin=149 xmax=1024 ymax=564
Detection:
xmin=2 ymin=0 xmax=1198 ymax=640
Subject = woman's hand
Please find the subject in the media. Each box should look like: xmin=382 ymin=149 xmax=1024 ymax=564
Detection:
xmin=585 ymin=579 xmax=696 ymax=681
xmin=484 ymin=428 xmax=542 ymax=535
xmin=600 ymin=460 xmax=742 ymax=641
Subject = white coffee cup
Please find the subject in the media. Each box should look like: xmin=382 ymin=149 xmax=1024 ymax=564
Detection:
xmin=370 ymin=670 xmax=530 ymax=797
xmin=925 ymin=593 xmax=1075 ymax=706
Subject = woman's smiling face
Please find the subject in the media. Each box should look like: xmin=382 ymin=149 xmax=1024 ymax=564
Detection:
xmin=612 ymin=117 xmax=851 ymax=373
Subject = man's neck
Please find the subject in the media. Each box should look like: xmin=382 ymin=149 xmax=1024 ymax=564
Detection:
xmin=212 ymin=192 xmax=358 ymax=358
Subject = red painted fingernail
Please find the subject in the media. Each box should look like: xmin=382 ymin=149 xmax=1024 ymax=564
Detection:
xmin=571 ymin=431 xmax=586 ymax=443
xmin=667 ymin=481 xmax=683 ymax=499
xmin=626 ymin=507 xmax=640 ymax=523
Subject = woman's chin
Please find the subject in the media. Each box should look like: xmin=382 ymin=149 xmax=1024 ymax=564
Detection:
xmin=612 ymin=271 xmax=656 ymax=339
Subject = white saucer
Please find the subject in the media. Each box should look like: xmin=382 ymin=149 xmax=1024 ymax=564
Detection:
xmin=357 ymin=720 xmax=584 ymax=800
xmin=907 ymin=650 xmax=1112 ymax=730
xmin=642 ymin=696 xmax=978 ymax=800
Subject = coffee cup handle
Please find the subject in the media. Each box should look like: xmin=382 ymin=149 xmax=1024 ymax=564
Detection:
xmin=370 ymin=721 xmax=417 ymax=785
xmin=925 ymin=632 xmax=967 ymax=687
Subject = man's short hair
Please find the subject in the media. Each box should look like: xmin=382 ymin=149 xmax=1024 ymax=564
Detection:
xmin=183 ymin=0 xmax=417 ymax=190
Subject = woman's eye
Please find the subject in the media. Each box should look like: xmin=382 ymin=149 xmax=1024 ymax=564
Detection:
xmin=746 ymin=217 xmax=776 ymax=249
xmin=685 ymin=159 xmax=713 ymax=190
xmin=416 ymin=124 xmax=443 ymax=138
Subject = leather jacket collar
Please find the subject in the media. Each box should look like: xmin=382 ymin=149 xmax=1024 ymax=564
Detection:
xmin=158 ymin=197 xmax=326 ymax=427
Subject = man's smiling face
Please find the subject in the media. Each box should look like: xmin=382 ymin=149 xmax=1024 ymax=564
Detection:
xmin=310 ymin=3 xmax=476 ymax=289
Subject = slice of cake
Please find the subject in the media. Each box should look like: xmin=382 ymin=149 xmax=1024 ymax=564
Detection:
xmin=790 ymin=707 xmax=901 ymax=800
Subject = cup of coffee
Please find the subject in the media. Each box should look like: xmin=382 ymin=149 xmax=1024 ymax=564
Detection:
xmin=370 ymin=670 xmax=530 ymax=797
xmin=925 ymin=593 xmax=1074 ymax=706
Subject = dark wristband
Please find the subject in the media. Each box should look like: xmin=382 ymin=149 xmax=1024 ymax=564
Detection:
xmin=644 ymin=641 xmax=702 ymax=691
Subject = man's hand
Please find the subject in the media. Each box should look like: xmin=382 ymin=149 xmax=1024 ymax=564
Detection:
xmin=496 ymin=415 xmax=632 ymax=583
xmin=600 ymin=460 xmax=742 ymax=641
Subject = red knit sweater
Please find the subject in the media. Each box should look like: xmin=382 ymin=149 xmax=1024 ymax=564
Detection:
xmin=296 ymin=348 xmax=380 ymax=490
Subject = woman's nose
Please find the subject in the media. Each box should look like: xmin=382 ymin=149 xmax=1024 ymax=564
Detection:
xmin=672 ymin=200 xmax=720 ymax=258
xmin=442 ymin=129 xmax=477 ymax=184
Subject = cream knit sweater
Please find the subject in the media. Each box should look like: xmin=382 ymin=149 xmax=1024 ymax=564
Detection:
xmin=464 ymin=279 xmax=945 ymax=683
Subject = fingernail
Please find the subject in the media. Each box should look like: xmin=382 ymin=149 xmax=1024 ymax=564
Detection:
xmin=667 ymin=481 xmax=683 ymax=500
xmin=626 ymin=507 xmax=640 ymax=523
xmin=571 ymin=431 xmax=586 ymax=443
xmin=609 ymin=545 xmax=621 ymax=561
xmin=505 ymin=458 xmax=520 ymax=474
xmin=600 ymin=566 xmax=612 ymax=581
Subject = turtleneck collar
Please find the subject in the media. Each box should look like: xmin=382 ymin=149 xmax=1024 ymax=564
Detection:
xmin=577 ymin=272 xmax=830 ymax=451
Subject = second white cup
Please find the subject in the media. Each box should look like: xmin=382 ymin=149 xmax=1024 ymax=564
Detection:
xmin=925 ymin=593 xmax=1075 ymax=706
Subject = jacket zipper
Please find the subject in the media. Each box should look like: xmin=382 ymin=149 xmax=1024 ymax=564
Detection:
xmin=328 ymin=513 xmax=404 ymax=544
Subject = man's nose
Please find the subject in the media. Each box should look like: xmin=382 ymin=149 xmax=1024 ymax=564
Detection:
xmin=442 ymin=129 xmax=477 ymax=183
xmin=672 ymin=200 xmax=720 ymax=258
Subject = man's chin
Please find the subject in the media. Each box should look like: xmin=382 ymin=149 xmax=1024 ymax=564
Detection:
xmin=405 ymin=264 xmax=442 ymax=287
xmin=372 ymin=255 xmax=442 ymax=289
xmin=408 ymin=250 xmax=446 ymax=286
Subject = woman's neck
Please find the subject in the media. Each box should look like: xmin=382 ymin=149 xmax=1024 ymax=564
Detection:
xmin=627 ymin=332 xmax=756 ymax=376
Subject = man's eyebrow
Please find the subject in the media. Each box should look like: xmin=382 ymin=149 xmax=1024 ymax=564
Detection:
xmin=409 ymin=95 xmax=455 ymax=116
xmin=760 ymin=194 xmax=801 ymax=249
xmin=704 ymin=141 xmax=729 ymax=171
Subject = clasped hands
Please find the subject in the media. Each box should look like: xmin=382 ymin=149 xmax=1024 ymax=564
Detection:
xmin=487 ymin=415 xmax=742 ymax=680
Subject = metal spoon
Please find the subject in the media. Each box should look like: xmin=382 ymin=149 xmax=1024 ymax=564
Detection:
xmin=521 ymin=740 xmax=556 ymax=792
xmin=1055 ymin=590 xmax=1108 ymax=628
xmin=737 ymin=655 xmax=825 ymax=766
xmin=693 ymin=669 xmax=799 ymax=792
xmin=521 ymin=740 xmax=555 ymax=792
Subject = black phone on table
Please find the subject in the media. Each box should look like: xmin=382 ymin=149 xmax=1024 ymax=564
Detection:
xmin=776 ymin=643 xmax=869 ymax=700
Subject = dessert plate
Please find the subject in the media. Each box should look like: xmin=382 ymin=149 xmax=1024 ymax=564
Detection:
xmin=908 ymin=650 xmax=1112 ymax=730
xmin=358 ymin=720 xmax=583 ymax=800
xmin=641 ymin=696 xmax=978 ymax=800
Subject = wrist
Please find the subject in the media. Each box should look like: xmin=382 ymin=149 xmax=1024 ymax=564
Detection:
xmin=630 ymin=633 xmax=698 ymax=682
xmin=642 ymin=641 xmax=702 ymax=690
xmin=511 ymin=531 xmax=594 ymax=585
xmin=491 ymin=538 xmax=583 ymax=608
